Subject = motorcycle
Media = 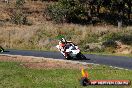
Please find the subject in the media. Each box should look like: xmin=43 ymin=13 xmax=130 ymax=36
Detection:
xmin=56 ymin=43 xmax=86 ymax=60
xmin=0 ymin=46 xmax=4 ymax=52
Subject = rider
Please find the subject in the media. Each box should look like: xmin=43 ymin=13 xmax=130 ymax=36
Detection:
xmin=59 ymin=38 xmax=66 ymax=50
xmin=0 ymin=46 xmax=4 ymax=52
xmin=59 ymin=38 xmax=72 ymax=58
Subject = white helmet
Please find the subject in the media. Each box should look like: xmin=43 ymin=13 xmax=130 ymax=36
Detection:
xmin=61 ymin=38 xmax=66 ymax=43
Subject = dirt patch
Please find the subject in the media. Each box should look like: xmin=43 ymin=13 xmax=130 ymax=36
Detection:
xmin=0 ymin=55 xmax=92 ymax=70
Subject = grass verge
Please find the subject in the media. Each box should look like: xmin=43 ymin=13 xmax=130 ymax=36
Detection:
xmin=0 ymin=61 xmax=131 ymax=88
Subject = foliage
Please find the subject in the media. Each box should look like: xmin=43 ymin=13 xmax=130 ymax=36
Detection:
xmin=84 ymin=34 xmax=99 ymax=43
xmin=10 ymin=9 xmax=28 ymax=25
xmin=46 ymin=0 xmax=87 ymax=23
xmin=103 ymin=32 xmax=122 ymax=41
xmin=46 ymin=0 xmax=132 ymax=25
xmin=46 ymin=3 xmax=67 ymax=23
xmin=120 ymin=35 xmax=132 ymax=45
xmin=16 ymin=0 xmax=25 ymax=8
xmin=102 ymin=40 xmax=117 ymax=48
xmin=10 ymin=0 xmax=31 ymax=25
xmin=103 ymin=32 xmax=132 ymax=45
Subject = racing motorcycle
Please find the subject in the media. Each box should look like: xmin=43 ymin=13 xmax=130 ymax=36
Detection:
xmin=56 ymin=43 xmax=86 ymax=60
xmin=0 ymin=46 xmax=4 ymax=52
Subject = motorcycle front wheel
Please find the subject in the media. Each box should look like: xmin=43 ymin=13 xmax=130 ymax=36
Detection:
xmin=65 ymin=55 xmax=72 ymax=60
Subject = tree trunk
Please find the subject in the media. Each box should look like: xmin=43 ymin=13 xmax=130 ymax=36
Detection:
xmin=118 ymin=20 xmax=122 ymax=29
xmin=118 ymin=12 xmax=123 ymax=29
xmin=88 ymin=6 xmax=92 ymax=17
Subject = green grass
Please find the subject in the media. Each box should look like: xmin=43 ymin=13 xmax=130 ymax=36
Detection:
xmin=0 ymin=62 xmax=132 ymax=88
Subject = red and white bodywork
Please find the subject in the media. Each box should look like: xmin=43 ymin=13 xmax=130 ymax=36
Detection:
xmin=56 ymin=42 xmax=86 ymax=60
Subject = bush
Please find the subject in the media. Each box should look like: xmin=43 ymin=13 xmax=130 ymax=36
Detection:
xmin=103 ymin=32 xmax=132 ymax=46
xmin=46 ymin=0 xmax=88 ymax=23
xmin=82 ymin=33 xmax=99 ymax=44
xmin=10 ymin=0 xmax=32 ymax=25
xmin=103 ymin=32 xmax=121 ymax=41
xmin=10 ymin=9 xmax=28 ymax=25
xmin=16 ymin=0 xmax=25 ymax=8
xmin=46 ymin=3 xmax=67 ymax=23
xmin=102 ymin=40 xmax=117 ymax=48
xmin=120 ymin=35 xmax=132 ymax=45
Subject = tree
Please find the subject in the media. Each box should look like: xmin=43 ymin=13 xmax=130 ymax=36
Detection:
xmin=46 ymin=0 xmax=131 ymax=26
xmin=125 ymin=0 xmax=132 ymax=20
xmin=46 ymin=0 xmax=88 ymax=23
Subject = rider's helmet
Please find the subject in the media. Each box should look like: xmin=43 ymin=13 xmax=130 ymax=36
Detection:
xmin=60 ymin=38 xmax=67 ymax=44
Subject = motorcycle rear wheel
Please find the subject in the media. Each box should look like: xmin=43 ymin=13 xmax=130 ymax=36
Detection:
xmin=77 ymin=53 xmax=86 ymax=60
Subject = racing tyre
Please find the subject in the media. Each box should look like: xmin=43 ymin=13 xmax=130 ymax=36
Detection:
xmin=78 ymin=53 xmax=87 ymax=60
xmin=65 ymin=55 xmax=72 ymax=60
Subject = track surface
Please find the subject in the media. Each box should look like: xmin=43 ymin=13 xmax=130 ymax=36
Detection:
xmin=1 ymin=49 xmax=132 ymax=70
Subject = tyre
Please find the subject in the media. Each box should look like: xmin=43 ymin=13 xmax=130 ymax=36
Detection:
xmin=77 ymin=53 xmax=87 ymax=60
xmin=65 ymin=55 xmax=72 ymax=60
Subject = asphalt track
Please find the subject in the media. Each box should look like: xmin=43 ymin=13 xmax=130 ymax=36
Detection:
xmin=1 ymin=49 xmax=132 ymax=70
